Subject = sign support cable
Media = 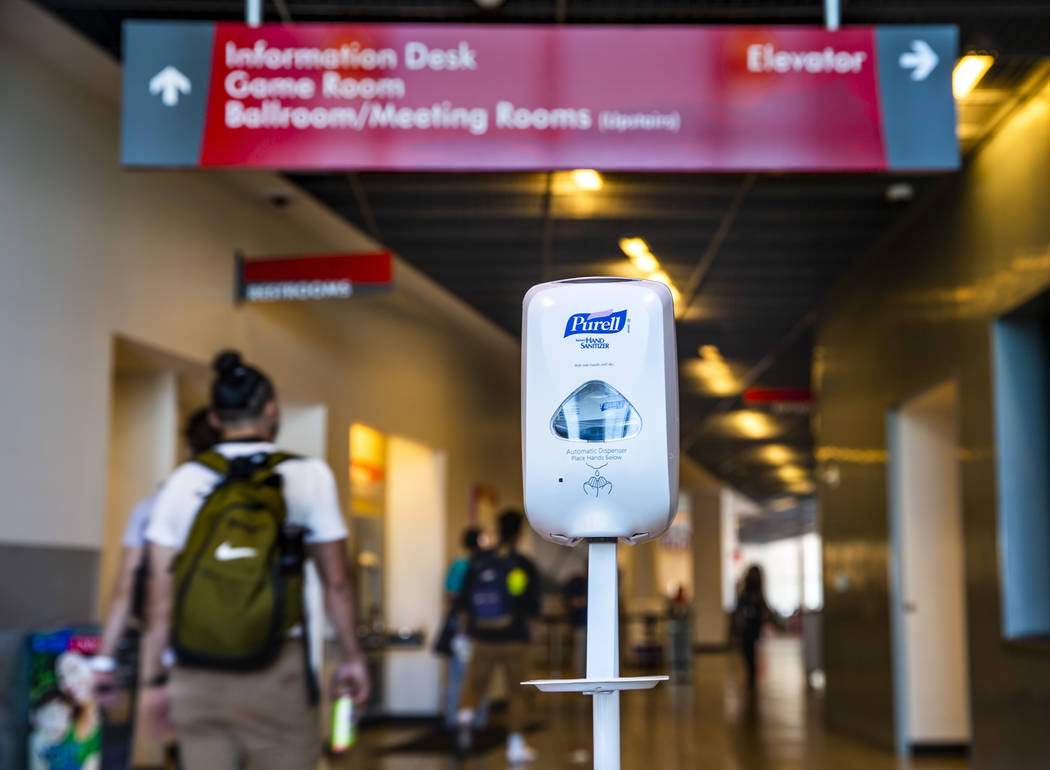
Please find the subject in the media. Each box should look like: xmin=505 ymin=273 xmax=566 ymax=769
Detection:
xmin=825 ymin=0 xmax=841 ymax=31
xmin=245 ymin=0 xmax=261 ymax=28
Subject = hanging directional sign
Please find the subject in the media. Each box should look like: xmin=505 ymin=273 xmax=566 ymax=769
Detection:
xmin=122 ymin=22 xmax=958 ymax=172
xmin=236 ymin=251 xmax=392 ymax=303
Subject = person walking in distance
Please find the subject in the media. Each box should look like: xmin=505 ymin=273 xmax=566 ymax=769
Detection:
xmin=140 ymin=351 xmax=369 ymax=769
xmin=732 ymin=565 xmax=779 ymax=692
xmin=456 ymin=509 xmax=541 ymax=765
xmin=563 ymin=569 xmax=588 ymax=679
xmin=439 ymin=527 xmax=482 ymax=730
xmin=92 ymin=410 xmax=220 ymax=698
xmin=91 ymin=409 xmax=220 ymax=768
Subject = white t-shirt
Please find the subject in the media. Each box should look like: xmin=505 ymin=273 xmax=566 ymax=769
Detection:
xmin=145 ymin=441 xmax=348 ymax=550
xmin=122 ymin=489 xmax=159 ymax=548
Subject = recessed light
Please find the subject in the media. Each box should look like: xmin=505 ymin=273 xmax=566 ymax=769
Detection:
xmin=570 ymin=169 xmax=604 ymax=191
xmin=953 ymin=54 xmax=994 ymax=99
xmin=885 ymin=182 xmax=915 ymax=203
xmin=619 ymin=237 xmax=650 ymax=260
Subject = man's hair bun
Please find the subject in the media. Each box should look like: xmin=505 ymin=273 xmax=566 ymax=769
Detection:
xmin=210 ymin=349 xmax=275 ymax=423
xmin=213 ymin=350 xmax=243 ymax=376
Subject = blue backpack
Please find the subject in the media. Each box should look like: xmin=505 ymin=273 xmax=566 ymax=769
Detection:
xmin=467 ymin=551 xmax=515 ymax=630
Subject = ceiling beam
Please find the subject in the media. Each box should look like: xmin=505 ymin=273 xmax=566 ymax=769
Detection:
xmin=681 ymin=310 xmax=815 ymax=453
xmin=273 ymin=0 xmax=292 ymax=22
xmin=539 ymin=171 xmax=554 ymax=283
xmin=346 ymin=173 xmax=383 ymax=243
xmin=680 ymin=174 xmax=754 ymax=312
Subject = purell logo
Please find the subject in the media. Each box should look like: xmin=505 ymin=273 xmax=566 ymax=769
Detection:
xmin=563 ymin=309 xmax=627 ymax=337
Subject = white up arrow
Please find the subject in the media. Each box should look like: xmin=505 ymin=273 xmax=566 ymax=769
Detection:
xmin=149 ymin=66 xmax=191 ymax=107
xmin=898 ymin=40 xmax=939 ymax=82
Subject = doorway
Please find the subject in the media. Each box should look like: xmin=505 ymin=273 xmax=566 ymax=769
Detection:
xmin=887 ymin=380 xmax=972 ymax=752
xmin=349 ymin=424 xmax=447 ymax=716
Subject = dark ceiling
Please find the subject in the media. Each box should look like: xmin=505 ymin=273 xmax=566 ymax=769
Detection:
xmin=35 ymin=0 xmax=1050 ymax=533
xmin=286 ymin=169 xmax=937 ymax=505
xmin=39 ymin=0 xmax=1050 ymax=57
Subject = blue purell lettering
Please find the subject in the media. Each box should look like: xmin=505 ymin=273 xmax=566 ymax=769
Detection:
xmin=563 ymin=309 xmax=628 ymax=337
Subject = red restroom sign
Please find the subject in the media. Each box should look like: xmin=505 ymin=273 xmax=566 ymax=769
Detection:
xmin=236 ymin=251 xmax=392 ymax=303
xmin=122 ymin=22 xmax=958 ymax=172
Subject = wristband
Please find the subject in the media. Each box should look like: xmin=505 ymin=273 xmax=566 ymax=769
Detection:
xmin=90 ymin=656 xmax=117 ymax=673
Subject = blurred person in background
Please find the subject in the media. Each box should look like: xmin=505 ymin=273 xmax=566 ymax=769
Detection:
xmin=563 ymin=569 xmax=588 ymax=678
xmin=667 ymin=584 xmax=692 ymax=682
xmin=92 ymin=409 xmax=219 ymax=770
xmin=732 ymin=565 xmax=780 ymax=692
xmin=140 ymin=350 xmax=369 ymax=770
xmin=92 ymin=410 xmax=220 ymax=702
xmin=455 ymin=509 xmax=540 ymax=765
xmin=435 ymin=526 xmax=484 ymax=730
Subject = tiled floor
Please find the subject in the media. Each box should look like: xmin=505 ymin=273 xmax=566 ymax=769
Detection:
xmin=335 ymin=637 xmax=967 ymax=769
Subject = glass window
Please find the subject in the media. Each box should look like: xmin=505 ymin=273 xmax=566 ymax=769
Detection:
xmin=550 ymin=380 xmax=642 ymax=442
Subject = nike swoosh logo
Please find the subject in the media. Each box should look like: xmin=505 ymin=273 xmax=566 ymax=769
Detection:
xmin=215 ymin=542 xmax=258 ymax=561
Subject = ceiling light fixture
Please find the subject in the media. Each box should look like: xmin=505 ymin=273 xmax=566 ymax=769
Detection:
xmin=632 ymin=252 xmax=659 ymax=273
xmin=754 ymin=444 xmax=796 ymax=465
xmin=721 ymin=410 xmax=780 ymax=439
xmin=617 ymin=237 xmax=682 ymax=316
xmin=619 ymin=237 xmax=651 ymax=260
xmin=683 ymin=344 xmax=739 ymax=396
xmin=649 ymin=270 xmax=672 ymax=286
xmin=953 ymin=54 xmax=994 ymax=99
xmin=648 ymin=270 xmax=682 ymax=309
xmin=775 ymin=465 xmax=809 ymax=483
xmin=786 ymin=480 xmax=817 ymax=495
xmin=698 ymin=345 xmax=722 ymax=360
xmin=570 ymin=169 xmax=604 ymax=191
xmin=619 ymin=235 xmax=659 ymax=272
xmin=884 ymin=182 xmax=915 ymax=204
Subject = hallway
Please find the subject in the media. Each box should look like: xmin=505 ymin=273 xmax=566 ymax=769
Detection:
xmin=340 ymin=637 xmax=967 ymax=769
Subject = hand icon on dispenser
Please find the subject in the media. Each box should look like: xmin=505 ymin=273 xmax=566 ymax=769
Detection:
xmin=583 ymin=464 xmax=613 ymax=497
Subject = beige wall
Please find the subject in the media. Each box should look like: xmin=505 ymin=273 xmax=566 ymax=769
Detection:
xmin=815 ymin=72 xmax=1050 ymax=762
xmin=100 ymin=370 xmax=178 ymax=613
xmin=384 ymin=436 xmax=447 ymax=714
xmin=0 ymin=2 xmax=521 ymax=617
xmin=683 ymin=458 xmax=727 ymax=647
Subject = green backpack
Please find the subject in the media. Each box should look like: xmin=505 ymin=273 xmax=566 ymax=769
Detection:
xmin=171 ymin=450 xmax=302 ymax=670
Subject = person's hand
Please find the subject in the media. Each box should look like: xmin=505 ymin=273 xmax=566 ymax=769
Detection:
xmin=451 ymin=634 xmax=472 ymax=663
xmin=92 ymin=670 xmax=121 ymax=709
xmin=141 ymin=684 xmax=172 ymax=736
xmin=332 ymin=655 xmax=370 ymax=703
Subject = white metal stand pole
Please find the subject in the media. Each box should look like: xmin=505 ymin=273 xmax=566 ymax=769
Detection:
xmin=246 ymin=0 xmax=261 ymax=27
xmin=587 ymin=540 xmax=620 ymax=770
xmin=824 ymin=0 xmax=840 ymax=31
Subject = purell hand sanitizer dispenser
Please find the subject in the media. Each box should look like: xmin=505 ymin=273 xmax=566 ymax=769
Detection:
xmin=520 ymin=278 xmax=679 ymax=770
xmin=522 ymin=278 xmax=679 ymax=543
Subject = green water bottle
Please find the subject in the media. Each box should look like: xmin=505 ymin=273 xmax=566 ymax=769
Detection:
xmin=330 ymin=694 xmax=356 ymax=753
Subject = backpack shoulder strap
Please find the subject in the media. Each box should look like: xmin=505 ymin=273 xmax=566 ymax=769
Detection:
xmin=264 ymin=452 xmax=300 ymax=469
xmin=248 ymin=452 xmax=300 ymax=485
xmin=194 ymin=451 xmax=229 ymax=476
xmin=194 ymin=450 xmax=297 ymax=477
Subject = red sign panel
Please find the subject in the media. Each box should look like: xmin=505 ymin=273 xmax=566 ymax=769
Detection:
xmin=743 ymin=388 xmax=813 ymax=404
xmin=238 ymin=251 xmax=392 ymax=302
xmin=123 ymin=22 xmax=959 ymax=171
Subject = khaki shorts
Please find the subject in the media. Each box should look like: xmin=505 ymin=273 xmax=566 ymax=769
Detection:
xmin=459 ymin=641 xmax=531 ymax=734
xmin=170 ymin=642 xmax=318 ymax=770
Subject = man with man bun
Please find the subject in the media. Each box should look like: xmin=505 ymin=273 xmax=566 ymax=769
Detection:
xmin=140 ymin=350 xmax=369 ymax=769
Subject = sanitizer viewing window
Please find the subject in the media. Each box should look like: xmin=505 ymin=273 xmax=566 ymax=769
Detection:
xmin=550 ymin=380 xmax=642 ymax=442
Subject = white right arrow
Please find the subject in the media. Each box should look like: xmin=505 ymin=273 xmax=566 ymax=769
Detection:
xmin=899 ymin=40 xmax=939 ymax=82
xmin=149 ymin=66 xmax=191 ymax=107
